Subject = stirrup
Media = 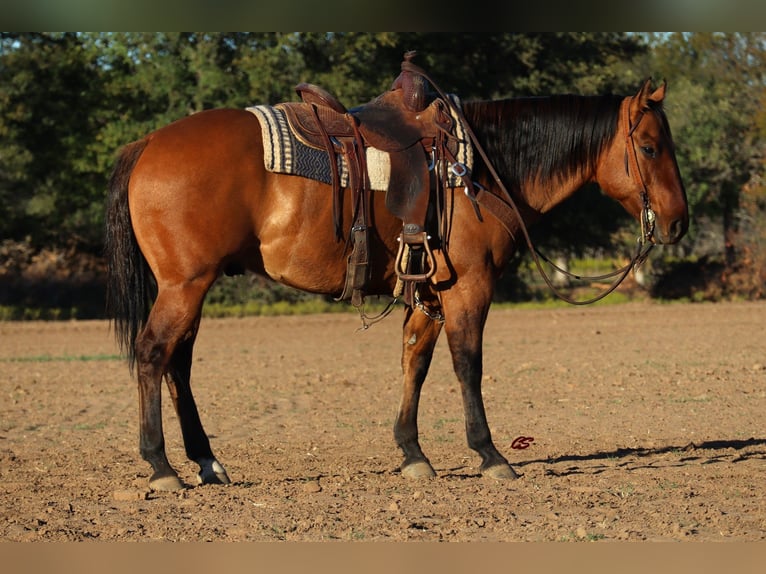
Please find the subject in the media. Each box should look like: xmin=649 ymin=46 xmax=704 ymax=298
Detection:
xmin=394 ymin=229 xmax=436 ymax=282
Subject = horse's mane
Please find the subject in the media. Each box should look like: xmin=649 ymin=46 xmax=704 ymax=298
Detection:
xmin=461 ymin=95 xmax=625 ymax=194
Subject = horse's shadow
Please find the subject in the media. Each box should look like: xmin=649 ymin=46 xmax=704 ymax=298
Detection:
xmin=516 ymin=437 xmax=766 ymax=477
xmin=225 ymin=438 xmax=766 ymax=484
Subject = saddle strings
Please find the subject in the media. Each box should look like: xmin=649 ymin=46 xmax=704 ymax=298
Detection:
xmin=402 ymin=59 xmax=655 ymax=306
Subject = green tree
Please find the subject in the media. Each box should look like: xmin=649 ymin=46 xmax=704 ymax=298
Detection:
xmin=0 ymin=32 xmax=109 ymax=249
xmin=232 ymin=33 xmax=308 ymax=105
xmin=393 ymin=32 xmax=646 ymax=99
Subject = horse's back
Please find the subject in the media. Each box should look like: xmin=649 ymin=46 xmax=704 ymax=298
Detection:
xmin=136 ymin=108 xmax=264 ymax=179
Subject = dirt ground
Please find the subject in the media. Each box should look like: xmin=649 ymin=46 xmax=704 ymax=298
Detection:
xmin=1 ymin=300 xmax=765 ymax=542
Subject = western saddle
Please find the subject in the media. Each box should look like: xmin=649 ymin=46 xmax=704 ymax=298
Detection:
xmin=279 ymin=51 xmax=462 ymax=309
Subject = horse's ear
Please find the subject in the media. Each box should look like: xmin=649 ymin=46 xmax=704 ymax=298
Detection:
xmin=648 ymin=79 xmax=667 ymax=104
xmin=633 ymin=78 xmax=665 ymax=113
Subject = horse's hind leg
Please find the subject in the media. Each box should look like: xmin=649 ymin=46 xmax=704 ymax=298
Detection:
xmin=135 ymin=280 xmax=218 ymax=490
xmin=165 ymin=315 xmax=230 ymax=486
xmin=395 ymin=306 xmax=443 ymax=478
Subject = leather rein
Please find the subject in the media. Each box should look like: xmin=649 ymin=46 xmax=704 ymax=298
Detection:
xmin=403 ymin=60 xmax=657 ymax=306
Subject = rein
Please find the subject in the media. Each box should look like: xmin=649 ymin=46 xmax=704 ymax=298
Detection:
xmin=402 ymin=60 xmax=656 ymax=306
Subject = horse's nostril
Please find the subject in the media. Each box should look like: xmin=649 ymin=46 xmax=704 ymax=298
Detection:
xmin=668 ymin=218 xmax=687 ymax=242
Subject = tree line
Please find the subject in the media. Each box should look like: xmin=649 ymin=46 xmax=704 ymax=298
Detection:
xmin=1 ymin=32 xmax=764 ymax=316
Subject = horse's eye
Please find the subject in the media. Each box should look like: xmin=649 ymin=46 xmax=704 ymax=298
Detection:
xmin=641 ymin=145 xmax=656 ymax=158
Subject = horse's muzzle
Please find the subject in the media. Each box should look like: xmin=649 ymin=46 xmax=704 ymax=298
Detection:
xmin=655 ymin=217 xmax=688 ymax=245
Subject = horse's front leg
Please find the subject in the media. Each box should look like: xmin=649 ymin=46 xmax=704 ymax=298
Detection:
xmin=442 ymin=290 xmax=518 ymax=480
xmin=395 ymin=304 xmax=443 ymax=478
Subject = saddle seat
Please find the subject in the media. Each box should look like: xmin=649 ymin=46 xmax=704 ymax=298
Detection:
xmin=283 ymin=82 xmax=452 ymax=154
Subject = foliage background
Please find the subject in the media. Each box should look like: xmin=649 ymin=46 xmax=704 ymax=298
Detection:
xmin=1 ymin=33 xmax=764 ymax=318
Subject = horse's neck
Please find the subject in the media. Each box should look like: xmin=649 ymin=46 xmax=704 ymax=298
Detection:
xmin=530 ymin=171 xmax=593 ymax=215
xmin=465 ymin=96 xmax=616 ymax=215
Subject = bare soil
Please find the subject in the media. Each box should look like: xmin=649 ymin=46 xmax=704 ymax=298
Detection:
xmin=1 ymin=301 xmax=765 ymax=542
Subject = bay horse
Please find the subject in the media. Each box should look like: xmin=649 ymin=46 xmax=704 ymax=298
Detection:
xmin=105 ymin=76 xmax=688 ymax=491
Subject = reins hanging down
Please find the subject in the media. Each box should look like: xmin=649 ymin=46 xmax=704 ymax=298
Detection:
xmin=402 ymin=59 xmax=656 ymax=306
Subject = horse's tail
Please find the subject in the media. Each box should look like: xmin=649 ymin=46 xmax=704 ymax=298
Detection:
xmin=104 ymin=138 xmax=154 ymax=373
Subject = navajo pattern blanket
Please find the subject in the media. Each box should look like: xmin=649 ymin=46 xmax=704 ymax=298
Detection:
xmin=246 ymin=95 xmax=473 ymax=191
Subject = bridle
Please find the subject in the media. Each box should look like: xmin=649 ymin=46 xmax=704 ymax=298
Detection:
xmin=404 ymin=59 xmax=657 ymax=307
xmin=622 ymin=96 xmax=657 ymax=246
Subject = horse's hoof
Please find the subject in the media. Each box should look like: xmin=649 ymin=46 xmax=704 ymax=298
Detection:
xmin=483 ymin=463 xmax=519 ymax=480
xmin=401 ymin=461 xmax=437 ymax=479
xmin=149 ymin=474 xmax=185 ymax=491
xmin=197 ymin=459 xmax=231 ymax=485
